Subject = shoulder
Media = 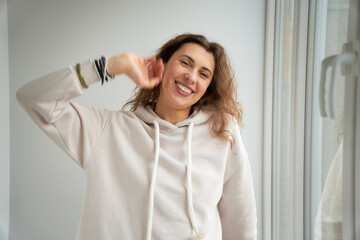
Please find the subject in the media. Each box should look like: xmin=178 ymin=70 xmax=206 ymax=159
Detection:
xmin=225 ymin=116 xmax=243 ymax=141
xmin=225 ymin=117 xmax=247 ymax=158
xmin=110 ymin=109 xmax=142 ymax=122
xmin=70 ymin=103 xmax=141 ymax=125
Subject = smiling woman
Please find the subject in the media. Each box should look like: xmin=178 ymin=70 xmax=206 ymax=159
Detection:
xmin=155 ymin=43 xmax=215 ymax=123
xmin=16 ymin=33 xmax=257 ymax=240
xmin=125 ymin=34 xmax=244 ymax=148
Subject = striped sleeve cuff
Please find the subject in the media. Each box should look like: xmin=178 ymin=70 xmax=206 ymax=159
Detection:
xmin=80 ymin=59 xmax=101 ymax=87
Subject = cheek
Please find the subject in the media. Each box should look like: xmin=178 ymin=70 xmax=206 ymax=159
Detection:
xmin=198 ymin=81 xmax=211 ymax=95
xmin=162 ymin=67 xmax=176 ymax=85
xmin=161 ymin=71 xmax=171 ymax=88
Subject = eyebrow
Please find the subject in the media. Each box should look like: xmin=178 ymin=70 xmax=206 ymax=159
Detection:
xmin=180 ymin=55 xmax=213 ymax=75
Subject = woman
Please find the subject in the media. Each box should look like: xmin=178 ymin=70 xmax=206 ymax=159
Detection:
xmin=17 ymin=33 xmax=257 ymax=240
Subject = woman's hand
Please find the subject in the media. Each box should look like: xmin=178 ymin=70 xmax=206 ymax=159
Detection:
xmin=107 ymin=53 xmax=164 ymax=89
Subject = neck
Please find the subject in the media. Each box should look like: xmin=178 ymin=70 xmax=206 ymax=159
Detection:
xmin=155 ymin=100 xmax=191 ymax=125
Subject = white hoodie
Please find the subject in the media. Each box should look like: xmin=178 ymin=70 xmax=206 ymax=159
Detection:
xmin=16 ymin=60 xmax=257 ymax=240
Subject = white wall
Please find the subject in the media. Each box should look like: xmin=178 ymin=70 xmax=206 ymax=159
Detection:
xmin=8 ymin=0 xmax=265 ymax=239
xmin=0 ymin=0 xmax=10 ymax=239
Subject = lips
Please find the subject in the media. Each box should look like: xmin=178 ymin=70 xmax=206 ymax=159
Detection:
xmin=175 ymin=81 xmax=194 ymax=96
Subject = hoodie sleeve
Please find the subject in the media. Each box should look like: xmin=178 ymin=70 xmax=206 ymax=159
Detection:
xmin=16 ymin=60 xmax=111 ymax=169
xmin=218 ymin=124 xmax=257 ymax=240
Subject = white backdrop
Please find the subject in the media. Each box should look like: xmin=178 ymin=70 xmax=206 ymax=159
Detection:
xmin=1 ymin=0 xmax=10 ymax=239
xmin=8 ymin=0 xmax=265 ymax=239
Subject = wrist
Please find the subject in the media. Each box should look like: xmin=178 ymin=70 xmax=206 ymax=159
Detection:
xmin=107 ymin=54 xmax=129 ymax=77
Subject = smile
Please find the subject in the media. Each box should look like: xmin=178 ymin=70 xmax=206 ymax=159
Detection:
xmin=175 ymin=81 xmax=194 ymax=94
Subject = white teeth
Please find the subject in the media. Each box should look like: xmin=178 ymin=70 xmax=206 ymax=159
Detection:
xmin=176 ymin=82 xmax=192 ymax=94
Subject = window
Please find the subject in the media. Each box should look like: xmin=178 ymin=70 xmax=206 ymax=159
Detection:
xmin=263 ymin=0 xmax=359 ymax=239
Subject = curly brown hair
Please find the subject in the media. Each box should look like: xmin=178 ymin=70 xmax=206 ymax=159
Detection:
xmin=124 ymin=33 xmax=243 ymax=147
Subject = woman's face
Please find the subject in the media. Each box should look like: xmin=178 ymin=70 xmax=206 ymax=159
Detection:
xmin=158 ymin=43 xmax=215 ymax=113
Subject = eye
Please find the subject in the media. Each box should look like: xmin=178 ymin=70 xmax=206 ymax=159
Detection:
xmin=200 ymin=72 xmax=209 ymax=79
xmin=181 ymin=60 xmax=190 ymax=66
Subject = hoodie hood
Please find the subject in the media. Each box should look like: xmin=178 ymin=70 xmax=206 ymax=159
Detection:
xmin=134 ymin=105 xmax=211 ymax=130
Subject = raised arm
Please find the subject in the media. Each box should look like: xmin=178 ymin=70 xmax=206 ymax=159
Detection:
xmin=16 ymin=54 xmax=164 ymax=168
xmin=16 ymin=60 xmax=110 ymax=168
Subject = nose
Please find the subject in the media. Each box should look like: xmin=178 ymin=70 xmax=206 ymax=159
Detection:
xmin=184 ymin=71 xmax=196 ymax=84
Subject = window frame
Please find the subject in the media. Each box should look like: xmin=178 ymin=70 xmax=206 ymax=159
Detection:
xmin=263 ymin=0 xmax=310 ymax=239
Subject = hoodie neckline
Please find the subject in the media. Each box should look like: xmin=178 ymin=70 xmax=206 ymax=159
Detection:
xmin=133 ymin=105 xmax=210 ymax=131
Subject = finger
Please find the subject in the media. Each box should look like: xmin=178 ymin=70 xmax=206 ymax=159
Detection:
xmin=148 ymin=59 xmax=162 ymax=78
xmin=144 ymin=56 xmax=156 ymax=65
xmin=139 ymin=74 xmax=162 ymax=89
xmin=155 ymin=59 xmax=164 ymax=79
xmin=149 ymin=59 xmax=164 ymax=80
xmin=148 ymin=77 xmax=162 ymax=88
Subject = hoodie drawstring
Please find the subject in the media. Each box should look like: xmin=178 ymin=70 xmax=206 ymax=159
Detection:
xmin=187 ymin=123 xmax=204 ymax=240
xmin=146 ymin=121 xmax=204 ymax=240
xmin=146 ymin=121 xmax=160 ymax=240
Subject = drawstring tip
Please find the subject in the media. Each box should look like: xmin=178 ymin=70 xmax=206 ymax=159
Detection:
xmin=192 ymin=232 xmax=205 ymax=240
